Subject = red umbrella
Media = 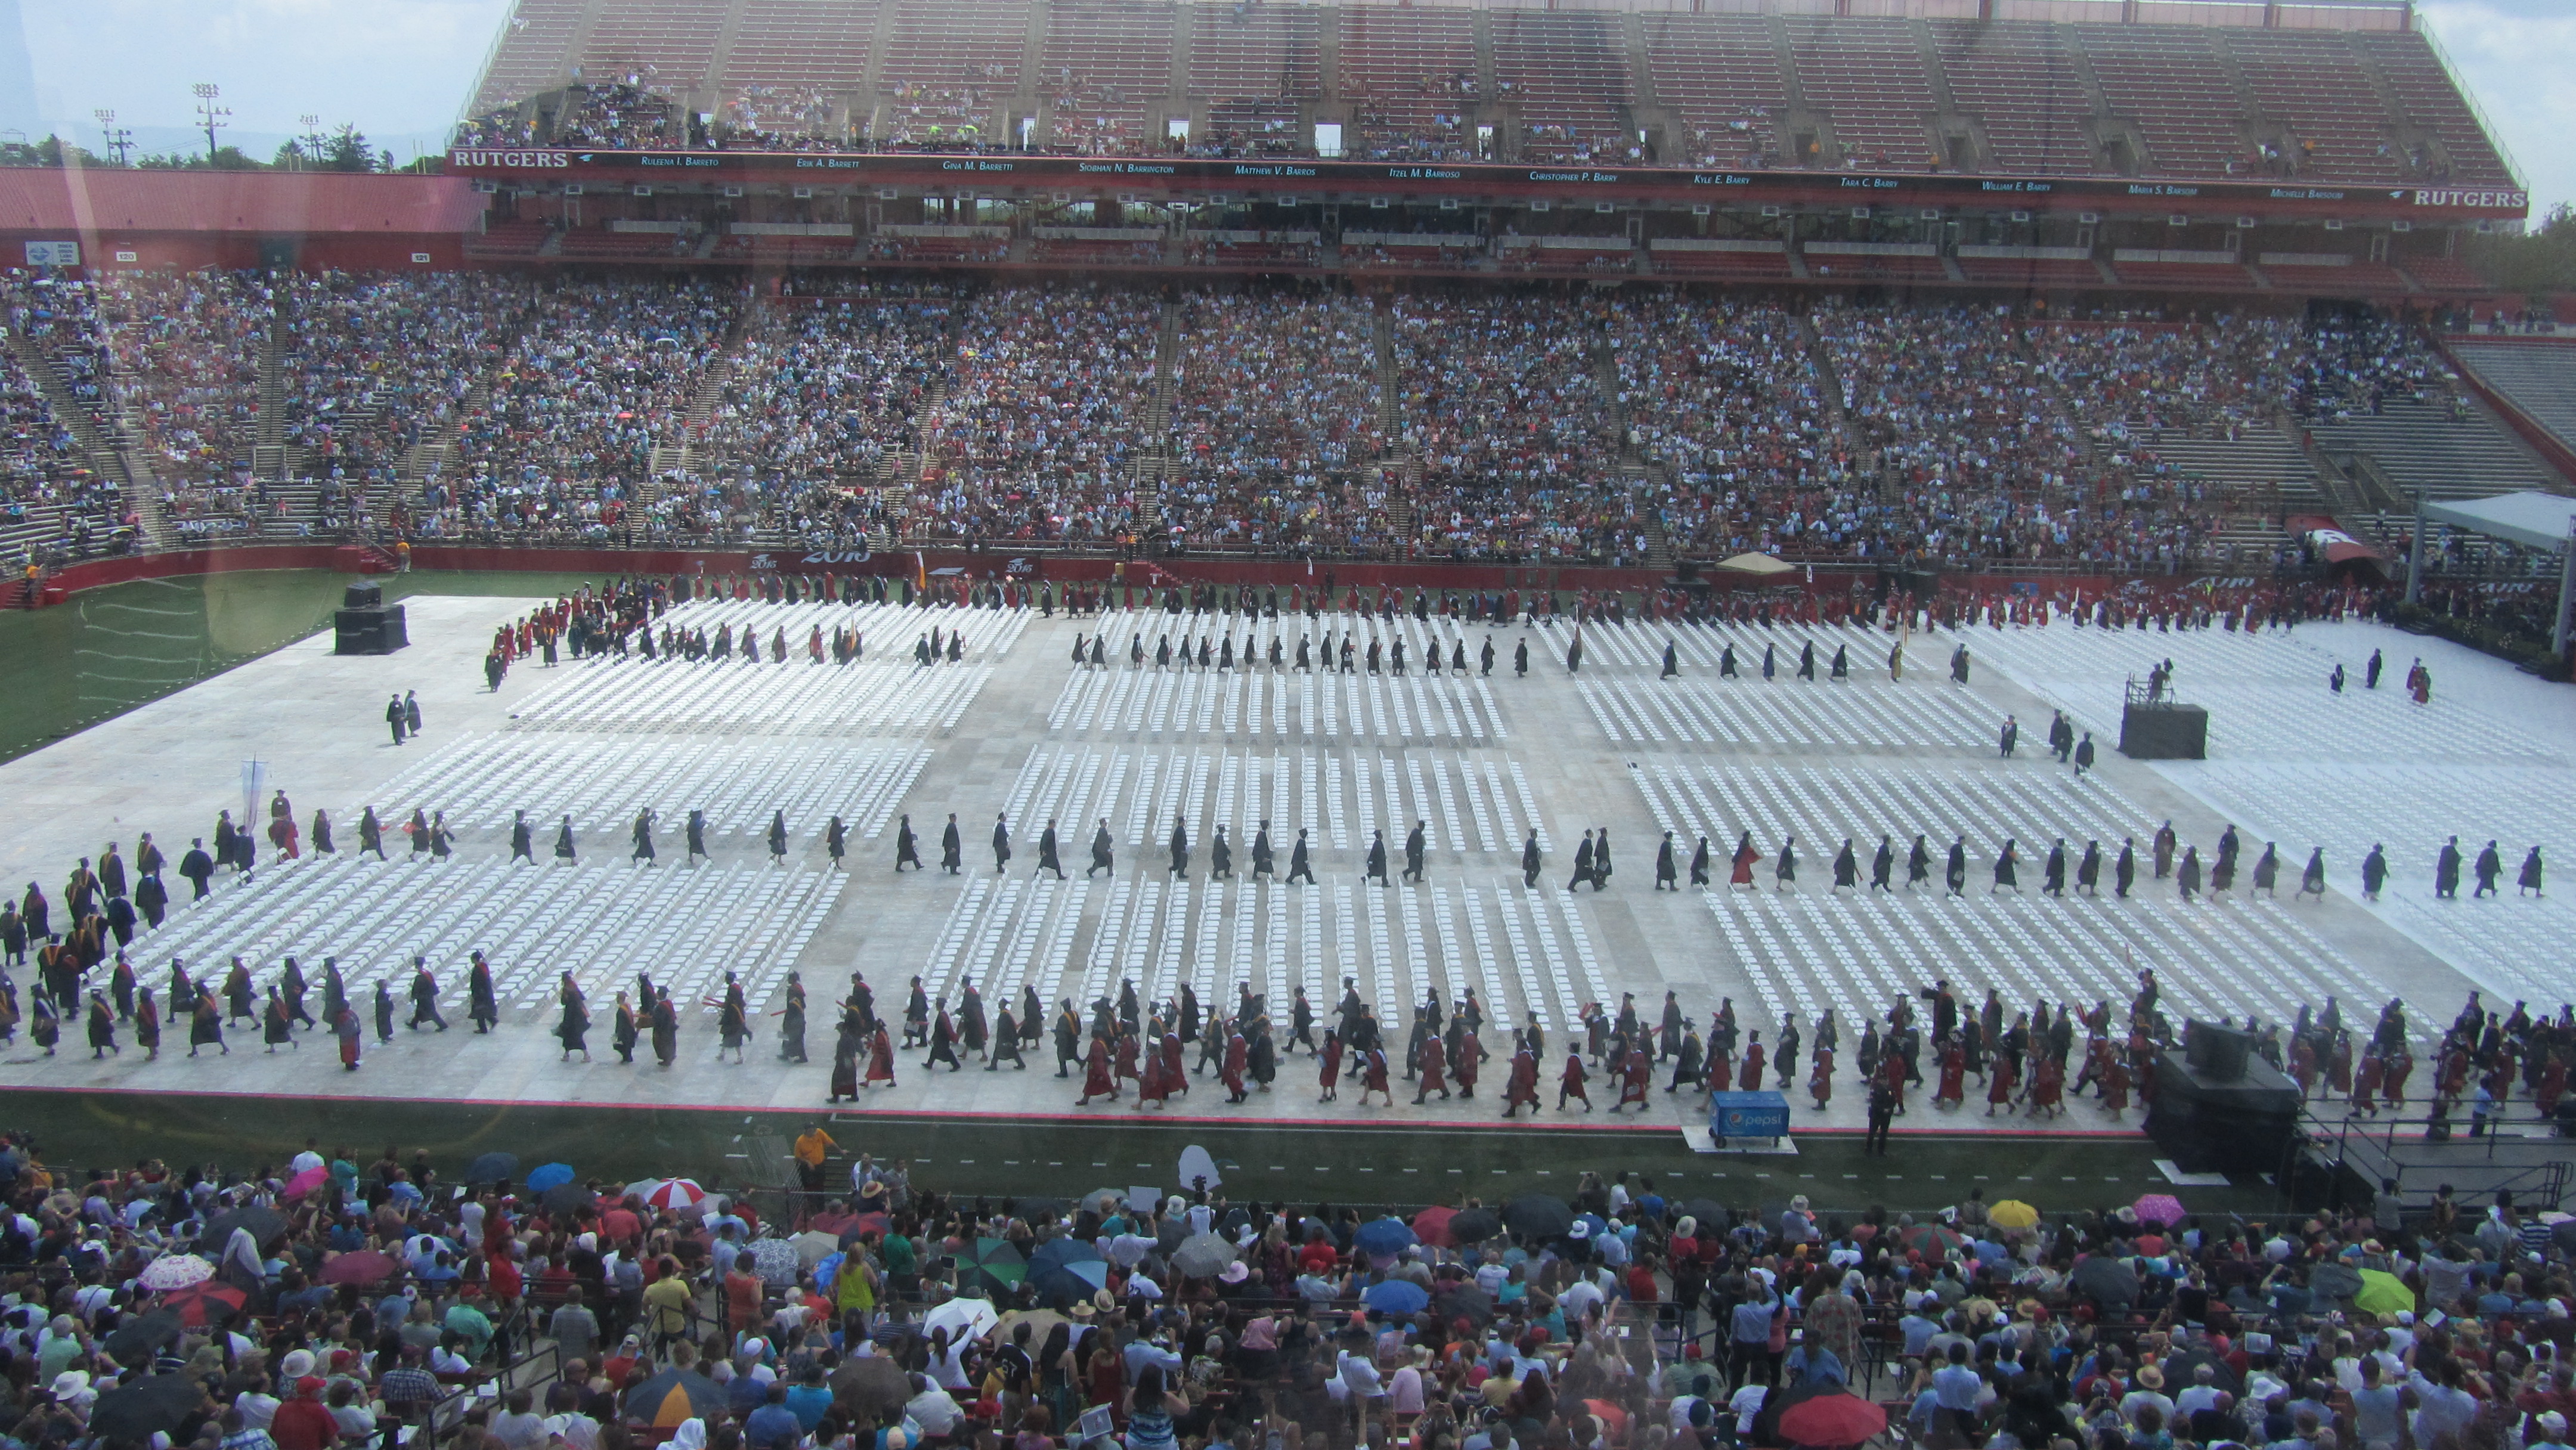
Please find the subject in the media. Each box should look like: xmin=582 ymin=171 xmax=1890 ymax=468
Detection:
xmin=1412 ymin=1206 xmax=1458 ymax=1248
xmin=318 ymin=1250 xmax=400 ymax=1286
xmin=158 ymin=1281 xmax=246 ymax=1328
xmin=1779 ymin=1394 xmax=1887 ymax=1448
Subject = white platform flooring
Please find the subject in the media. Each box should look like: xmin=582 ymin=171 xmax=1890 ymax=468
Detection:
xmin=0 ymin=592 xmax=2545 ymax=1129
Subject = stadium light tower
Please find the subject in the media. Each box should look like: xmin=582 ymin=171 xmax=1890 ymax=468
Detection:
xmin=192 ymin=83 xmax=230 ymax=166
xmin=93 ymin=109 xmax=132 ymax=166
xmin=299 ymin=113 xmax=323 ymax=169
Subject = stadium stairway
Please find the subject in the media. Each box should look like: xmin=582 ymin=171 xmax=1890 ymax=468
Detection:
xmin=2308 ymin=393 xmax=2563 ymax=505
xmin=0 ymin=323 xmax=158 ymax=549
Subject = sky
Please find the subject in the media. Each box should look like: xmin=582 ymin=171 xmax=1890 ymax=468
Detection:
xmin=11 ymin=0 xmax=510 ymax=165
xmin=0 ymin=0 xmax=2562 ymax=219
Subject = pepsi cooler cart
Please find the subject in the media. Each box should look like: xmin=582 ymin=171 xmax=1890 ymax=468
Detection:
xmin=1709 ymin=1090 xmax=1790 ymax=1148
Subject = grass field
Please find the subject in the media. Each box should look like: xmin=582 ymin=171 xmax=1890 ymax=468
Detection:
xmin=7 ymin=1087 xmax=2292 ymax=1224
xmin=0 ymin=569 xmax=600 ymax=763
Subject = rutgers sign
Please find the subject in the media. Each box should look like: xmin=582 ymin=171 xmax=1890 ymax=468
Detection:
xmin=449 ymin=148 xmax=574 ymax=169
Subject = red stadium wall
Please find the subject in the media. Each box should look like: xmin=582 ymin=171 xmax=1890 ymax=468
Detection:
xmin=31 ymin=543 xmax=2219 ymax=612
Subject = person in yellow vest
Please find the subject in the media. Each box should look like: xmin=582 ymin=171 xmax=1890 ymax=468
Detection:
xmin=791 ymin=1124 xmax=836 ymax=1199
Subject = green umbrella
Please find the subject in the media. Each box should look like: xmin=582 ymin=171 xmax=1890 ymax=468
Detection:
xmin=2354 ymin=1268 xmax=2414 ymax=1316
xmin=959 ymin=1237 xmax=1027 ymax=1296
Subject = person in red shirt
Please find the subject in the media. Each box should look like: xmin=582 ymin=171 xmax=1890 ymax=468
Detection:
xmin=269 ymin=1377 xmax=339 ymax=1450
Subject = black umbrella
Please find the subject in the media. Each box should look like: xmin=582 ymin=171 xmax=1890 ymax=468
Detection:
xmin=2307 ymin=1262 xmax=2363 ymax=1303
xmin=1155 ymin=1217 xmax=1189 ymax=1253
xmin=1433 ymin=1280 xmax=1494 ymax=1328
xmin=2070 ymin=1256 xmax=2139 ymax=1309
xmin=540 ymin=1182 xmax=592 ymax=1216
xmin=1448 ymin=1208 xmax=1501 ymax=1244
xmin=1679 ymin=1199 xmax=1728 ymax=1229
xmin=1009 ymin=1196 xmax=1065 ymax=1221
xmin=2160 ymin=1350 xmax=2241 ymax=1396
xmin=1502 ymin=1195 xmax=1574 ymax=1240
xmin=464 ymin=1151 xmax=521 ymax=1185
xmin=89 ymin=1374 xmax=208 ymax=1440
xmin=200 ymin=1205 xmax=286 ymax=1251
xmin=103 ymin=1310 xmax=184 ymax=1368
xmin=832 ymin=1358 xmax=913 ymax=1417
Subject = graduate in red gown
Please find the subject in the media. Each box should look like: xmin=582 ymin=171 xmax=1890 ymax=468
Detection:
xmin=1739 ymin=1037 xmax=1766 ymax=1092
xmin=1503 ymin=1040 xmax=1540 ymax=1118
xmin=1730 ymin=834 xmax=1758 ymax=887
xmin=1808 ymin=1047 xmax=1834 ymax=1109
xmin=1559 ymin=1050 xmax=1592 ymax=1111
xmin=866 ymin=1024 xmax=897 ymax=1087
xmin=1411 ymin=1034 xmax=1447 ymax=1104
xmin=1079 ymin=1033 xmax=1117 ymax=1105
xmin=1616 ymin=1046 xmax=1651 ymax=1111
xmin=1162 ymin=1030 xmax=1187 ymax=1097
xmin=1452 ymin=1029 xmax=1484 ymax=1099
xmin=1318 ymin=1028 xmax=1343 ymax=1102
xmin=2029 ymin=1054 xmax=2066 ymax=1117
xmin=1986 ymin=1054 xmax=2019 ymax=1115
xmin=1358 ymin=1046 xmax=1393 ymax=1106
xmin=2351 ymin=1048 xmax=2382 ymax=1115
xmin=2101 ymin=1053 xmax=2132 ymax=1120
xmin=1114 ymin=1030 xmax=1142 ymax=1089
xmin=1935 ymin=1038 xmax=1967 ymax=1108
xmin=2382 ymin=1049 xmax=2413 ymax=1107
xmin=1135 ymin=1036 xmax=1171 ymax=1111
xmin=1222 ymin=1030 xmax=1250 ymax=1103
xmin=2327 ymin=1031 xmax=2354 ymax=1096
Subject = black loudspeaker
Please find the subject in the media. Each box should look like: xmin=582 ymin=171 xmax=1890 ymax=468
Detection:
xmin=343 ymin=578 xmax=384 ymax=609
xmin=2145 ymin=1049 xmax=2301 ymax=1175
xmin=334 ymin=604 xmax=409 ymax=655
xmin=2120 ymin=703 xmax=2208 ymax=760
xmin=2184 ymin=1018 xmax=2254 ymax=1080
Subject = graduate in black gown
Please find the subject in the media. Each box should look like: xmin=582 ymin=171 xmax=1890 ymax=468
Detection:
xmin=557 ymin=972 xmax=590 ymax=1060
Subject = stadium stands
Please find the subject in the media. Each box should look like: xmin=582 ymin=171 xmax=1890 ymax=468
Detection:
xmin=1782 ymin=16 xmax=1938 ymax=171
xmin=910 ymin=283 xmax=1159 ymax=544
xmin=1489 ymin=11 xmax=1634 ymax=165
xmin=877 ymin=0 xmax=1027 ymax=149
xmin=1040 ymin=3 xmax=1175 ymax=154
xmin=2076 ymin=24 xmax=2251 ymax=179
xmin=5 ymin=253 xmax=2549 ymax=572
xmin=1928 ymin=20 xmax=2097 ymax=177
xmin=1162 ymin=290 xmax=1385 ymax=554
xmin=2450 ymin=342 xmax=2576 ymax=461
xmin=1642 ymin=13 xmax=1785 ymax=171
xmin=1338 ymin=7 xmax=1478 ymax=162
xmin=2354 ymin=29 xmax=2516 ymax=185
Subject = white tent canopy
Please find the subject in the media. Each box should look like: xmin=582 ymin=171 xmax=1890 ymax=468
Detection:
xmin=2411 ymin=489 xmax=2576 ymax=652
xmin=2421 ymin=491 xmax=2576 ymax=553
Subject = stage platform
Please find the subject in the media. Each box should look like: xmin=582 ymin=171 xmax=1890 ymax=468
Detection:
xmin=0 ymin=588 xmax=2538 ymax=1202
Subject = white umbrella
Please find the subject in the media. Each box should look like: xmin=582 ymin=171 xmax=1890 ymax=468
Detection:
xmin=138 ymin=1255 xmax=213 ymax=1290
xmin=922 ymin=1296 xmax=1001 ymax=1344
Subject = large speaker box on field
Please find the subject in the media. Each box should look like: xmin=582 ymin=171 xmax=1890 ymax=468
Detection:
xmin=2145 ymin=1048 xmax=2302 ymax=1176
xmin=333 ymin=578 xmax=408 ymax=656
xmin=2120 ymin=702 xmax=2207 ymax=759
xmin=2184 ymin=1018 xmax=2255 ymax=1080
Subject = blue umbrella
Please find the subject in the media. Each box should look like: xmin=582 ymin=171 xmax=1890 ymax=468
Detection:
xmin=526 ymin=1164 xmax=575 ymax=1192
xmin=1574 ymin=1213 xmax=1607 ymax=1241
xmin=1031 ymin=1258 xmax=1111 ymax=1306
xmin=1354 ymin=1216 xmax=1417 ymax=1257
xmin=1029 ymin=1238 xmax=1106 ymax=1276
xmin=1363 ymin=1278 xmax=1430 ymax=1315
